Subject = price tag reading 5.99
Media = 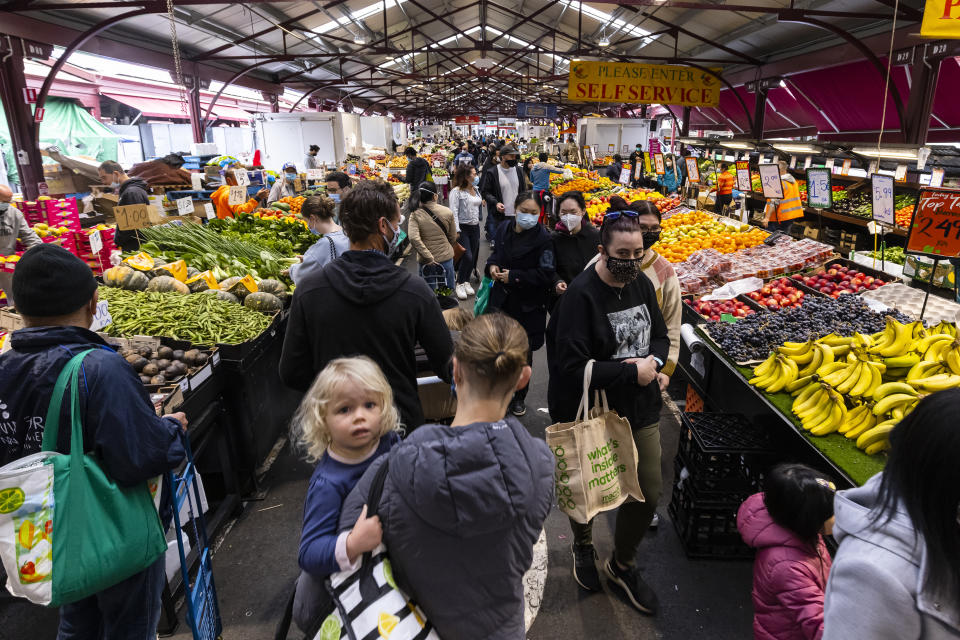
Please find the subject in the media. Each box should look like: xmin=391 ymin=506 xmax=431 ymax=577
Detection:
xmin=906 ymin=188 xmax=960 ymax=259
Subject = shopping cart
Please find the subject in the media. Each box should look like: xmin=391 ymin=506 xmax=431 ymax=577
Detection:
xmin=169 ymin=439 xmax=223 ymax=640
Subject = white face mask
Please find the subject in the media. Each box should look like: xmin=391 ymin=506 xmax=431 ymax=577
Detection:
xmin=561 ymin=214 xmax=582 ymax=231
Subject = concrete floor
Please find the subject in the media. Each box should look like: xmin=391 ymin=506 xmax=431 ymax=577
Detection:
xmin=0 ymin=238 xmax=756 ymax=640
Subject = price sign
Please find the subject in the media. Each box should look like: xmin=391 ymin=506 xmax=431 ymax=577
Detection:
xmin=433 ymin=160 xmax=441 ymax=168
xmin=89 ymin=300 xmax=112 ymax=332
xmin=114 ymin=204 xmax=159 ymax=231
xmin=825 ymin=158 xmax=835 ymax=172
xmin=841 ymin=159 xmax=852 ymax=176
xmin=789 ymin=156 xmax=797 ymax=169
xmin=930 ymin=168 xmax=945 ymax=188
xmin=895 ymin=164 xmax=908 ymax=182
xmin=368 ymin=159 xmax=377 ymax=169
xmin=347 ymin=163 xmax=357 ymax=175
xmin=607 ymin=144 xmax=615 ymax=154
xmin=227 ymin=186 xmax=247 ymax=206
xmin=233 ymin=169 xmax=250 ymax=187
xmin=871 ymin=173 xmax=895 ymax=224
xmin=203 ymin=203 xmax=215 ymax=220
xmin=643 ymin=153 xmax=652 ymax=173
xmin=905 ymin=188 xmax=960 ymax=259
xmin=653 ymin=153 xmax=665 ymax=175
xmin=190 ymin=173 xmax=203 ymax=190
xmin=307 ymin=168 xmax=324 ymax=181
xmin=619 ymin=168 xmax=631 ymax=185
xmin=804 ymin=156 xmax=812 ymax=169
xmin=294 ymin=177 xmax=304 ymax=192
xmin=735 ymin=161 xmax=751 ymax=192
xmin=634 ymin=162 xmax=642 ymax=180
xmin=37 ymin=182 xmax=49 ymax=196
xmin=175 ymin=197 xmax=194 ymax=216
xmin=758 ymin=164 xmax=784 ymax=199
xmin=684 ymin=157 xmax=700 ymax=183
xmin=89 ymin=229 xmax=103 ymax=254
xmin=806 ymin=168 xmax=833 ymax=209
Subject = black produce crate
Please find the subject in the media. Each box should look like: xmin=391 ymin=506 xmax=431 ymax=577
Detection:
xmin=668 ymin=474 xmax=754 ymax=560
xmin=674 ymin=452 xmax=757 ymax=504
xmin=678 ymin=412 xmax=779 ymax=489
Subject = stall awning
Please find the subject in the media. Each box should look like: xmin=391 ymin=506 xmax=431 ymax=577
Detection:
xmin=104 ymin=93 xmax=253 ymax=121
xmin=213 ymin=105 xmax=254 ymax=122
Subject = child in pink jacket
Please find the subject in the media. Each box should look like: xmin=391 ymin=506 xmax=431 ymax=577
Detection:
xmin=737 ymin=464 xmax=836 ymax=640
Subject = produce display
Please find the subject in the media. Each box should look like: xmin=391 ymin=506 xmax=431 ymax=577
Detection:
xmin=116 ymin=343 xmax=210 ymax=387
xmin=744 ymin=277 xmax=806 ymax=310
xmin=688 ymin=298 xmax=757 ymax=321
xmin=207 ymin=212 xmax=315 ymax=255
xmin=866 ymin=247 xmax=906 ymax=265
xmin=655 ymin=212 xmax=767 ymax=263
xmin=794 ymin=263 xmax=887 ymax=296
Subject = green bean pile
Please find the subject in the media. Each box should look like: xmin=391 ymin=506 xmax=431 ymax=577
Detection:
xmin=99 ymin=287 xmax=273 ymax=344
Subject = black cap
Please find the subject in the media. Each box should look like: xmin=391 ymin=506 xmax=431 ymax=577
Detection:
xmin=12 ymin=244 xmax=97 ymax=317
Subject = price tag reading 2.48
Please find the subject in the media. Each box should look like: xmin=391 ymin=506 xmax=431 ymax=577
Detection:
xmin=906 ymin=188 xmax=960 ymax=259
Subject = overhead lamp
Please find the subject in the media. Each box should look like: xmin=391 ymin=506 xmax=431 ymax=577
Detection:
xmin=851 ymin=146 xmax=921 ymax=160
xmin=354 ymin=34 xmax=368 ymax=45
xmin=598 ymin=36 xmax=610 ymax=47
xmin=771 ymin=142 xmax=820 ymax=154
xmin=720 ymin=141 xmax=752 ymax=150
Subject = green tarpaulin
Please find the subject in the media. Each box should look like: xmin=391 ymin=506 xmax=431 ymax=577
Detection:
xmin=0 ymin=98 xmax=119 ymax=187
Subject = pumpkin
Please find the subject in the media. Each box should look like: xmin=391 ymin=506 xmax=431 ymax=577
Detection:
xmin=186 ymin=267 xmax=200 ymax=279
xmin=243 ymin=292 xmax=283 ymax=313
xmin=256 ymin=279 xmax=287 ymax=297
xmin=187 ymin=278 xmax=210 ymax=294
xmin=219 ymin=275 xmax=255 ymax=300
xmin=104 ymin=265 xmax=149 ymax=291
xmin=201 ymin=289 xmax=239 ymax=304
xmin=146 ymin=275 xmax=190 ymax=294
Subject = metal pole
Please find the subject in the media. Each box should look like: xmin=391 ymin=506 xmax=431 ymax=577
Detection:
xmin=0 ymin=36 xmax=44 ymax=198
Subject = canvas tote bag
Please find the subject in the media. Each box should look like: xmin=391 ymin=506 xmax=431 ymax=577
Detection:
xmin=544 ymin=360 xmax=644 ymax=524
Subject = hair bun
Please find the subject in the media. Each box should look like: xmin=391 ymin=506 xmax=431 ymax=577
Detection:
xmin=608 ymin=195 xmax=629 ymax=210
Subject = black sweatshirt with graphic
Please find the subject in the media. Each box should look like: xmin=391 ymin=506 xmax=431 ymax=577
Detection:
xmin=546 ymin=263 xmax=670 ymax=430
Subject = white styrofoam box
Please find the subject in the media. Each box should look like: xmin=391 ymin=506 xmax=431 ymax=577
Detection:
xmin=849 ymin=251 xmax=906 ymax=279
xmin=165 ymin=537 xmax=191 ymax=582
xmin=191 ymin=142 xmax=219 ymax=156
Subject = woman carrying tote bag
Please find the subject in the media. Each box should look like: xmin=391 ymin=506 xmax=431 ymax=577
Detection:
xmin=545 ymin=205 xmax=670 ymax=616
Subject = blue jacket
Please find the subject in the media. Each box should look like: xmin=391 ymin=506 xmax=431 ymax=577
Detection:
xmin=454 ymin=151 xmax=475 ymax=167
xmin=338 ymin=417 xmax=554 ymax=640
xmin=0 ymin=326 xmax=185 ymax=488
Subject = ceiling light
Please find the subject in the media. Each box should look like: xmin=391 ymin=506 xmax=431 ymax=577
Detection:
xmin=354 ymin=34 xmax=368 ymax=45
xmin=851 ymin=146 xmax=921 ymax=160
xmin=772 ymin=142 xmax=819 ymax=154
xmin=720 ymin=141 xmax=752 ymax=150
xmin=598 ymin=36 xmax=610 ymax=47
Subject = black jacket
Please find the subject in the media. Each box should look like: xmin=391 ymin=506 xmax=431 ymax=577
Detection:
xmin=405 ymin=157 xmax=431 ymax=188
xmin=279 ymin=250 xmax=453 ymax=431
xmin=115 ymin=177 xmax=150 ymax=251
xmin=546 ymin=264 xmax=670 ymax=429
xmin=480 ymin=164 xmax=529 ymax=211
xmin=604 ymin=163 xmax=623 ymax=182
xmin=552 ymin=223 xmax=601 ymax=287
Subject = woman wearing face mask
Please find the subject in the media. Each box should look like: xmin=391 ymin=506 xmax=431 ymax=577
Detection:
xmin=269 ymin=162 xmax=300 ymax=204
xmin=486 ymin=191 xmax=557 ymax=418
xmin=449 ymin=164 xmax=483 ymax=300
xmin=545 ymin=202 xmax=670 ymax=616
xmin=550 ymin=191 xmax=600 ymax=308
xmin=289 ymin=195 xmax=351 ymax=284
xmin=408 ymin=182 xmax=458 ymax=294
xmin=657 ymin=155 xmax=683 ymax=195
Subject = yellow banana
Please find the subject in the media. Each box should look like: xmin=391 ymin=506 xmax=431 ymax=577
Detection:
xmin=865 ymin=440 xmax=892 ymax=455
xmin=845 ymin=413 xmax=879 ymax=439
xmin=764 ymin=356 xmax=798 ymax=394
xmin=816 ymin=360 xmax=845 ymax=378
xmin=818 ymin=333 xmax=853 ymax=347
xmin=857 ymin=423 xmax=896 ymax=449
xmin=779 ymin=340 xmax=814 ymax=360
xmin=838 ymin=405 xmax=873 ymax=435
xmin=752 ymin=353 xmax=777 ymax=378
xmin=874 ymin=321 xmax=913 ymax=357
xmin=836 ymin=362 xmax=864 ymax=395
xmin=852 ymin=363 xmax=881 ymax=398
xmin=906 ymin=360 xmax=945 ymax=382
xmin=792 ymin=382 xmax=822 ymax=411
xmin=872 ymin=382 xmax=918 ymax=402
xmin=908 ymin=373 xmax=960 ymax=392
xmin=787 ymin=374 xmax=817 ymax=394
xmin=802 ymin=399 xmax=835 ymax=430
xmin=873 ymin=393 xmax=919 ymax=416
xmin=794 ymin=385 xmax=827 ymax=416
xmin=831 ymin=344 xmax=851 ymax=357
xmin=883 ymin=352 xmax=921 ymax=368
xmin=919 ymin=333 xmax=954 ymax=355
xmin=797 ymin=388 xmax=831 ymax=421
xmin=798 ymin=344 xmax=828 ymax=378
xmin=809 ymin=401 xmax=845 ymax=436
xmin=945 ymin=347 xmax=960 ymax=376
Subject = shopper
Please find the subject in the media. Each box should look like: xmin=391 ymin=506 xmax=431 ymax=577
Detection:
xmin=605 ymin=154 xmax=625 ymax=182
xmin=822 ymin=390 xmax=960 ymax=640
xmin=714 ymin=162 xmax=736 ymax=213
xmin=0 ymin=184 xmax=42 ymax=307
xmin=737 ymin=464 xmax=835 ymax=640
xmin=268 ymin=162 xmax=299 ymax=204
xmin=658 ymin=155 xmax=682 ymax=194
xmin=763 ymin=161 xmax=804 ymax=233
xmin=454 ymin=143 xmax=474 ymax=167
xmin=408 ymin=182 xmax=457 ymax=293
xmin=280 ymin=180 xmax=453 ymax=431
xmin=629 ymin=144 xmax=645 ymax=187
xmin=551 ymin=190 xmax=600 ymax=306
xmin=210 ymin=161 xmax=268 ymax=219
xmin=305 ymin=145 xmax=321 ymax=170
xmin=289 ymin=195 xmax=350 ymax=284
xmin=404 ymin=146 xmax=431 ymax=211
xmin=0 ymin=244 xmax=187 ymax=638
xmin=291 ymin=356 xmax=401 ymax=633
xmin=449 ymin=163 xmax=482 ymax=300
xmin=546 ymin=205 xmax=670 ymax=615
xmin=98 ymin=160 xmax=152 ymax=252
xmin=337 ymin=313 xmax=554 ymax=640
xmin=486 ymin=191 xmax=555 ymax=417
xmin=530 ymin=152 xmax=565 ymax=195
xmin=522 ymin=156 xmax=535 ymax=183
xmin=562 ymin=136 xmax=579 ymax=163
xmin=481 ymin=144 xmax=528 ymax=248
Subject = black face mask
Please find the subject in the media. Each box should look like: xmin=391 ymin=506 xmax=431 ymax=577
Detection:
xmin=505 ymin=157 xmax=519 ymax=167
xmin=605 ymin=255 xmax=644 ymax=284
xmin=642 ymin=231 xmax=661 ymax=248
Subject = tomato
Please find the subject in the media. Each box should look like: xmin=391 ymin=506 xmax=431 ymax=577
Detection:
xmin=45 ymin=520 xmax=52 ymax=536
xmin=20 ymin=561 xmax=35 ymax=576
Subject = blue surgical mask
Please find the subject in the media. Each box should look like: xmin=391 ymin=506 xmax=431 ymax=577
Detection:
xmin=516 ymin=213 xmax=539 ymax=230
xmin=285 ymin=172 xmax=297 ymax=182
xmin=328 ymin=193 xmax=341 ymax=203
xmin=382 ymin=221 xmax=402 ymax=254
xmin=110 ymin=182 xmax=120 ymax=190
xmin=473 ymin=176 xmax=480 ymax=186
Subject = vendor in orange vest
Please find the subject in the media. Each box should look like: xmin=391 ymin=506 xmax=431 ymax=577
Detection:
xmin=762 ymin=161 xmax=804 ymax=232
xmin=713 ymin=162 xmax=736 ymax=214
xmin=210 ymin=160 xmax=268 ymax=219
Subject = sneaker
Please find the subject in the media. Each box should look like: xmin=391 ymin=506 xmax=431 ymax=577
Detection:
xmin=604 ymin=557 xmax=659 ymax=614
xmin=571 ymin=544 xmax=602 ymax=592
xmin=464 ymin=283 xmax=475 ymax=296
xmin=649 ymin=513 xmax=660 ymax=529
xmin=455 ymin=284 xmax=468 ymax=300
xmin=509 ymin=398 xmax=526 ymax=417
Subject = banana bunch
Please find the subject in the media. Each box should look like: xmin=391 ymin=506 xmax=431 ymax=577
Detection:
xmin=818 ymin=356 xmax=883 ymax=399
xmin=927 ymin=320 xmax=958 ymax=337
xmin=792 ymin=383 xmax=847 ymax=435
xmin=749 ymin=353 xmax=798 ymax=393
xmin=867 ymin=317 xmax=925 ymax=358
xmin=779 ymin=341 xmax=835 ymax=377
xmin=854 ymin=419 xmax=897 ymax=455
xmin=871 ymin=382 xmax=919 ymax=419
xmin=905 ymin=357 xmax=960 ymax=392
xmin=817 ymin=333 xmax=853 ymax=357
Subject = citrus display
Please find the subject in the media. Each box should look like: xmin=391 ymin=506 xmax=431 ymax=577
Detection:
xmin=655 ymin=213 xmax=767 ymax=263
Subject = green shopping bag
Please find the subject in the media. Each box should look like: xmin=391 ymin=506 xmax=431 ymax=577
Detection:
xmin=473 ymin=276 xmax=493 ymax=316
xmin=0 ymin=350 xmax=167 ymax=606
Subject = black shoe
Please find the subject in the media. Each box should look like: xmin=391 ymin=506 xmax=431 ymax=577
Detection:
xmin=604 ymin=557 xmax=659 ymax=614
xmin=509 ymin=398 xmax=526 ymax=417
xmin=571 ymin=544 xmax=602 ymax=592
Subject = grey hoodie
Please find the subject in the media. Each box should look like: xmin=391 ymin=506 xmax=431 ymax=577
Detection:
xmin=338 ymin=417 xmax=554 ymax=640
xmin=823 ymin=474 xmax=960 ymax=640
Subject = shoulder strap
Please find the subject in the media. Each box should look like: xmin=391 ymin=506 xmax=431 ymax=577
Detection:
xmin=422 ymin=205 xmax=451 ymax=236
xmin=326 ymin=234 xmax=337 ymax=261
xmin=41 ymin=349 xmax=96 ymax=453
xmin=366 ymin=458 xmax=390 ymax=517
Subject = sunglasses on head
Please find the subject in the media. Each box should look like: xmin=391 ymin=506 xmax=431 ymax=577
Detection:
xmin=601 ymin=210 xmax=640 ymax=225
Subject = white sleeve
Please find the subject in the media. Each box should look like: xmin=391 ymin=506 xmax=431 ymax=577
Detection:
xmin=334 ymin=531 xmax=361 ymax=572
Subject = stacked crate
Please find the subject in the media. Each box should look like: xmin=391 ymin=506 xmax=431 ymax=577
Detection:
xmin=76 ymin=227 xmax=117 ymax=276
xmin=669 ymin=412 xmax=778 ymax=559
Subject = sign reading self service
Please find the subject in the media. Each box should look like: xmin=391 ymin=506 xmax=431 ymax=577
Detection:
xmin=921 ymin=0 xmax=960 ymax=38
xmin=567 ymin=61 xmax=720 ymax=107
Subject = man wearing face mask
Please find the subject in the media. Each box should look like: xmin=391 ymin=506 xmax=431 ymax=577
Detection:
xmin=279 ymin=180 xmax=453 ymax=432
xmin=324 ymin=171 xmax=351 ymax=221
xmin=0 ymin=184 xmax=42 ymax=307
xmin=546 ymin=196 xmax=670 ymax=616
xmin=98 ymin=160 xmax=150 ymax=252
xmin=480 ymin=144 xmax=529 ymax=248
xmin=269 ymin=162 xmax=300 ymax=204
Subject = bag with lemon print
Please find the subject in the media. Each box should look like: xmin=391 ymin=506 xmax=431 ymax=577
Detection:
xmin=316 ymin=459 xmax=439 ymax=640
xmin=0 ymin=350 xmax=166 ymax=606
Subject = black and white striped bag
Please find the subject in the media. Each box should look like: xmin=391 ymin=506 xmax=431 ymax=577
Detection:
xmin=314 ymin=460 xmax=439 ymax=640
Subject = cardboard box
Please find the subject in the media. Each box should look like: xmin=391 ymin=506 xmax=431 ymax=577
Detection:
xmin=93 ymin=194 xmax=120 ymax=220
xmin=802 ymin=225 xmax=820 ymax=240
xmin=0 ymin=308 xmax=25 ymax=331
xmin=903 ymin=255 xmax=956 ymax=288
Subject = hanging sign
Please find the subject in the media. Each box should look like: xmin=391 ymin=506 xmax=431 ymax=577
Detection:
xmin=233 ymin=169 xmax=250 ymax=186
xmin=759 ymin=164 xmax=784 ymax=199
xmin=619 ymin=168 xmax=631 ymax=185
xmin=114 ymin=204 xmax=161 ymax=231
xmin=37 ymin=182 xmax=49 ymax=196
xmin=684 ymin=157 xmax=700 ymax=183
xmin=868 ymin=161 xmax=879 ymax=175
xmin=930 ymin=167 xmax=945 ymax=187
xmin=34 ymin=108 xmax=44 ymax=123
xmin=806 ymin=168 xmax=832 ymax=209
xmin=175 ymin=197 xmax=194 ymax=216
xmin=22 ymin=88 xmax=37 ymax=104
xmin=735 ymin=160 xmax=751 ymax=192
xmin=871 ymin=174 xmax=895 ymax=225
xmin=653 ymin=153 xmax=665 ymax=175
xmin=825 ymin=158 xmax=836 ymax=172
xmin=841 ymin=159 xmax=852 ymax=176
xmin=921 ymin=0 xmax=960 ymax=39
xmin=789 ymin=156 xmax=797 ymax=169
xmin=905 ymin=188 xmax=960 ymax=259
xmin=567 ymin=61 xmax=720 ymax=107
xmin=607 ymin=144 xmax=615 ymax=154
xmin=634 ymin=161 xmax=643 ymax=180
xmin=89 ymin=230 xmax=103 ymax=254
xmin=643 ymin=153 xmax=652 ymax=173
xmin=895 ymin=164 xmax=908 ymax=182
xmin=804 ymin=156 xmax=812 ymax=169
xmin=227 ymin=186 xmax=247 ymax=206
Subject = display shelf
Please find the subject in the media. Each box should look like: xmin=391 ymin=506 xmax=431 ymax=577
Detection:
xmin=817 ymin=209 xmax=908 ymax=237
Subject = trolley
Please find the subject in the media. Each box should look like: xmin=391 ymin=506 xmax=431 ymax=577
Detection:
xmin=169 ymin=439 xmax=223 ymax=640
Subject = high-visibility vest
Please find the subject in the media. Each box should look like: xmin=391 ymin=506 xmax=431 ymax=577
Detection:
xmin=771 ymin=176 xmax=804 ymax=222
